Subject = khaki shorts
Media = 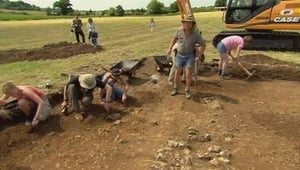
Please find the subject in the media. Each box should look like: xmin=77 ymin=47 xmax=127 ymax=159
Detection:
xmin=39 ymin=96 xmax=51 ymax=120
xmin=27 ymin=96 xmax=51 ymax=120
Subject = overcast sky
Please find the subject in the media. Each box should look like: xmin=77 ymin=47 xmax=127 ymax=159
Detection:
xmin=22 ymin=0 xmax=214 ymax=10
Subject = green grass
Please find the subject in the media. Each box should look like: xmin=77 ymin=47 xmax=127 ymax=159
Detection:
xmin=0 ymin=9 xmax=75 ymax=21
xmin=0 ymin=12 xmax=299 ymax=93
xmin=0 ymin=12 xmax=48 ymax=20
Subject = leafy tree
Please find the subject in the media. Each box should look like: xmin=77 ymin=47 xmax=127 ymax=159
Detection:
xmin=169 ymin=1 xmax=179 ymax=13
xmin=147 ymin=0 xmax=165 ymax=14
xmin=108 ymin=7 xmax=116 ymax=16
xmin=115 ymin=5 xmax=125 ymax=16
xmin=0 ymin=0 xmax=40 ymax=10
xmin=215 ymin=0 xmax=226 ymax=7
xmin=53 ymin=0 xmax=73 ymax=15
xmin=45 ymin=7 xmax=52 ymax=15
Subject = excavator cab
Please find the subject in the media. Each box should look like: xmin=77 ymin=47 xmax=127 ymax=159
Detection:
xmin=225 ymin=0 xmax=278 ymax=24
xmin=213 ymin=0 xmax=300 ymax=51
xmin=176 ymin=0 xmax=300 ymax=51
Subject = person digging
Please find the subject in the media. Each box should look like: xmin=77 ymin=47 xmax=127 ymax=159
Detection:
xmin=0 ymin=82 xmax=51 ymax=132
xmin=61 ymin=74 xmax=112 ymax=118
xmin=216 ymin=35 xmax=253 ymax=79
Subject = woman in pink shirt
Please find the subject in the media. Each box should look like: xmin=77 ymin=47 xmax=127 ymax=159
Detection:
xmin=0 ymin=82 xmax=51 ymax=128
xmin=217 ymin=35 xmax=252 ymax=79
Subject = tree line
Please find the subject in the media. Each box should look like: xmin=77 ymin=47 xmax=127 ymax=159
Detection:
xmin=0 ymin=0 xmax=227 ymax=16
xmin=48 ymin=0 xmax=220 ymax=16
xmin=0 ymin=0 xmax=40 ymax=10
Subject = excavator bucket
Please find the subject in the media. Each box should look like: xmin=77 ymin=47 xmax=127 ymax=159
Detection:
xmin=177 ymin=0 xmax=194 ymax=19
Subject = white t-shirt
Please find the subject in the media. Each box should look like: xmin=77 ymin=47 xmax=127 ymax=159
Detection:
xmin=87 ymin=22 xmax=96 ymax=32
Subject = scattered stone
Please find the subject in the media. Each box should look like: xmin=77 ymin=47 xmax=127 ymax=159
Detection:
xmin=46 ymin=131 xmax=56 ymax=136
xmin=209 ymin=158 xmax=220 ymax=166
xmin=74 ymin=114 xmax=84 ymax=121
xmin=210 ymin=120 xmax=216 ymax=123
xmin=188 ymin=134 xmax=198 ymax=141
xmin=188 ymin=127 xmax=199 ymax=135
xmin=217 ymin=157 xmax=230 ymax=164
xmin=209 ymin=101 xmax=223 ymax=110
xmin=187 ymin=127 xmax=200 ymax=141
xmin=151 ymin=74 xmax=160 ymax=83
xmin=208 ymin=145 xmax=222 ymax=153
xmin=167 ymin=139 xmax=187 ymax=148
xmin=224 ymin=137 xmax=233 ymax=142
xmin=198 ymin=152 xmax=214 ymax=161
xmin=219 ymin=150 xmax=232 ymax=159
xmin=151 ymin=137 xmax=232 ymax=169
xmin=118 ymin=139 xmax=129 ymax=144
xmin=198 ymin=134 xmax=211 ymax=142
xmin=45 ymin=80 xmax=53 ymax=89
xmin=151 ymin=121 xmax=159 ymax=126
xmin=74 ymin=135 xmax=81 ymax=138
xmin=113 ymin=120 xmax=121 ymax=125
xmin=7 ymin=141 xmax=15 ymax=147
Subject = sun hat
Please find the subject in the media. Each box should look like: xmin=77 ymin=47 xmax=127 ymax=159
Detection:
xmin=181 ymin=16 xmax=196 ymax=23
xmin=79 ymin=74 xmax=96 ymax=89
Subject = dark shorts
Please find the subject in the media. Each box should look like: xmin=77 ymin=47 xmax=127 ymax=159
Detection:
xmin=217 ymin=42 xmax=228 ymax=53
xmin=88 ymin=31 xmax=98 ymax=39
xmin=112 ymin=87 xmax=124 ymax=100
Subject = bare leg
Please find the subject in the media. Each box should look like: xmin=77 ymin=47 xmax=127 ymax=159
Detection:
xmin=218 ymin=54 xmax=224 ymax=75
xmin=174 ymin=67 xmax=182 ymax=89
xmin=18 ymin=99 xmax=34 ymax=117
xmin=221 ymin=54 xmax=229 ymax=76
xmin=171 ymin=67 xmax=182 ymax=96
xmin=185 ymin=67 xmax=193 ymax=92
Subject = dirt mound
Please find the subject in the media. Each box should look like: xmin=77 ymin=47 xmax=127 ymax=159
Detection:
xmin=0 ymin=42 xmax=102 ymax=64
xmin=229 ymin=54 xmax=300 ymax=81
xmin=239 ymin=54 xmax=290 ymax=65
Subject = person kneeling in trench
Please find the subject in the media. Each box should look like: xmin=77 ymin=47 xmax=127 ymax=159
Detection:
xmin=61 ymin=74 xmax=112 ymax=115
xmin=0 ymin=82 xmax=51 ymax=129
xmin=100 ymin=69 xmax=128 ymax=105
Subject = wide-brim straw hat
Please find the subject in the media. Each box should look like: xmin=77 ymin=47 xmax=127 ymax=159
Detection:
xmin=181 ymin=16 xmax=196 ymax=23
xmin=79 ymin=74 xmax=96 ymax=89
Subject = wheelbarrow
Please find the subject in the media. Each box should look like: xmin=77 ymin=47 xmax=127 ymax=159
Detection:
xmin=153 ymin=55 xmax=173 ymax=72
xmin=110 ymin=60 xmax=141 ymax=78
xmin=0 ymin=100 xmax=26 ymax=121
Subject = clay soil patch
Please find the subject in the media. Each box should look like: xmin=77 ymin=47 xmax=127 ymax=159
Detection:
xmin=0 ymin=42 xmax=102 ymax=64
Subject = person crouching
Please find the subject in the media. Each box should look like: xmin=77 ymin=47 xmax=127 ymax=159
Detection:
xmin=0 ymin=82 xmax=51 ymax=128
xmin=61 ymin=74 xmax=112 ymax=115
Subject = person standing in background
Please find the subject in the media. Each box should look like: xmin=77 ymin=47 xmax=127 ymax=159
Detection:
xmin=87 ymin=17 xmax=100 ymax=47
xmin=150 ymin=18 xmax=155 ymax=33
xmin=71 ymin=14 xmax=85 ymax=43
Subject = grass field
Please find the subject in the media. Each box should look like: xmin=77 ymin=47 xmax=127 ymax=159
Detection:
xmin=0 ymin=9 xmax=74 ymax=21
xmin=0 ymin=9 xmax=47 ymax=21
xmin=0 ymin=11 xmax=299 ymax=89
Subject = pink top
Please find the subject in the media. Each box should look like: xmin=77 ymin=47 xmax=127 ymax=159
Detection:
xmin=221 ymin=36 xmax=244 ymax=50
xmin=16 ymin=86 xmax=44 ymax=100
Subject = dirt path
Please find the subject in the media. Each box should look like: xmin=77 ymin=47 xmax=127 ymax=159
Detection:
xmin=0 ymin=50 xmax=299 ymax=169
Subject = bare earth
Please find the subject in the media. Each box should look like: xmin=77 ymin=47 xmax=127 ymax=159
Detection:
xmin=0 ymin=43 xmax=299 ymax=170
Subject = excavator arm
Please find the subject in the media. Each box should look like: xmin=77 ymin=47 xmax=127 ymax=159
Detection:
xmin=177 ymin=0 xmax=194 ymax=19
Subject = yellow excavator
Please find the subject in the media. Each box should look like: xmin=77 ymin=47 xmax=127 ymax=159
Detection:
xmin=177 ymin=0 xmax=300 ymax=51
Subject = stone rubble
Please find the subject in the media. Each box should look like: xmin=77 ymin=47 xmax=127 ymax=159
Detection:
xmin=150 ymin=127 xmax=233 ymax=169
